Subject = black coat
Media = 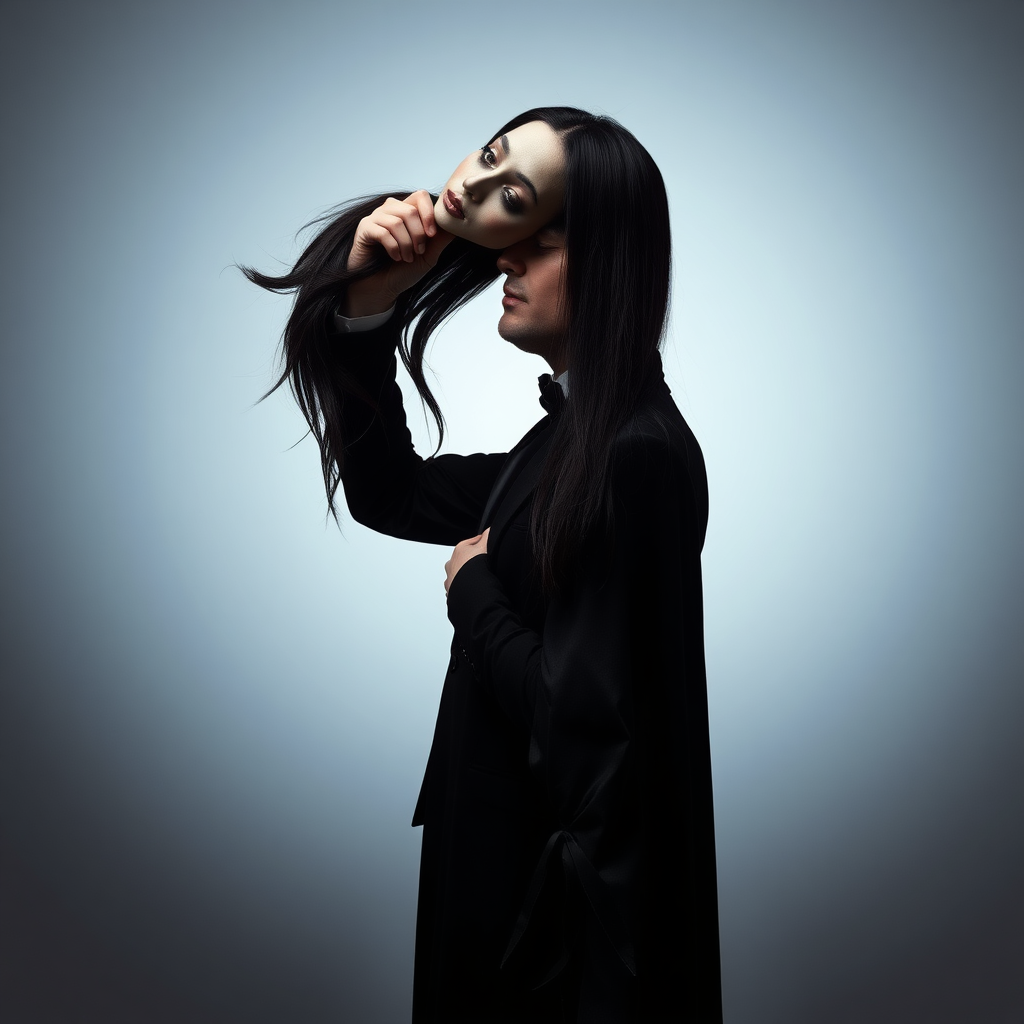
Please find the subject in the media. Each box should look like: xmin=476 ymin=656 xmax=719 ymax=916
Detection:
xmin=338 ymin=322 xmax=722 ymax=1023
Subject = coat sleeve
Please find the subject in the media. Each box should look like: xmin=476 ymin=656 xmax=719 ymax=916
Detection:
xmin=444 ymin=429 xmax=712 ymax=979
xmin=335 ymin=320 xmax=509 ymax=546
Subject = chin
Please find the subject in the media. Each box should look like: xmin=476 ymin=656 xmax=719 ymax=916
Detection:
xmin=498 ymin=318 xmax=538 ymax=353
xmin=445 ymin=219 xmax=504 ymax=248
xmin=443 ymin=219 xmax=477 ymax=243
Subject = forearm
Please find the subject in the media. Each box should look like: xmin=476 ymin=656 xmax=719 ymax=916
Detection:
xmin=445 ymin=554 xmax=545 ymax=730
xmin=335 ymin=317 xmax=506 ymax=545
xmin=335 ymin=323 xmax=423 ymax=533
xmin=446 ymin=550 xmax=634 ymax=805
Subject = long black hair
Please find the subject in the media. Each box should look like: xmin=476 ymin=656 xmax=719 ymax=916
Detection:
xmin=243 ymin=106 xmax=671 ymax=591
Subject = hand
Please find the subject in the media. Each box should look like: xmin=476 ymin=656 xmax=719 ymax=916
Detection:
xmin=444 ymin=528 xmax=490 ymax=595
xmin=344 ymin=191 xmax=455 ymax=317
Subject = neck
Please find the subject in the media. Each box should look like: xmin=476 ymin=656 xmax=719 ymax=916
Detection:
xmin=547 ymin=353 xmax=568 ymax=378
xmin=545 ymin=336 xmax=568 ymax=379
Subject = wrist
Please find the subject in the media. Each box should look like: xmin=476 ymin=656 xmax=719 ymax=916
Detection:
xmin=344 ymin=277 xmax=398 ymax=318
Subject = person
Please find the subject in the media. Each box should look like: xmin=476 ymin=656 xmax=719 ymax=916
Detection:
xmin=245 ymin=107 xmax=722 ymax=1023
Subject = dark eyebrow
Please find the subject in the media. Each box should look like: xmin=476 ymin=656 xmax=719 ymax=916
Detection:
xmin=498 ymin=134 xmax=540 ymax=205
xmin=515 ymin=172 xmax=539 ymax=205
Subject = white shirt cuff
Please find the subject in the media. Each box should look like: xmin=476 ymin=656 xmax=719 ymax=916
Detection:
xmin=333 ymin=304 xmax=396 ymax=334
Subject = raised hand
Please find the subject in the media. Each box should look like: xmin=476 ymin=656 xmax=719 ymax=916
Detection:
xmin=344 ymin=190 xmax=455 ymax=317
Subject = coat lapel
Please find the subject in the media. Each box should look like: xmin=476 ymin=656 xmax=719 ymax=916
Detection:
xmin=486 ymin=426 xmax=555 ymax=552
xmin=476 ymin=416 xmax=551 ymax=533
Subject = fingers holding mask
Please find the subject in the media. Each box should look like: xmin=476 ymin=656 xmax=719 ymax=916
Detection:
xmin=405 ymin=189 xmax=438 ymax=253
xmin=344 ymin=191 xmax=453 ymax=316
xmin=350 ymin=191 xmax=440 ymax=269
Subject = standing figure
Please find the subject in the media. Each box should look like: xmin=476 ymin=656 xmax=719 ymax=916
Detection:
xmin=246 ymin=107 xmax=722 ymax=1023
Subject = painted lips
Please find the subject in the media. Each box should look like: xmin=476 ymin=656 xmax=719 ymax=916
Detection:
xmin=443 ymin=189 xmax=465 ymax=219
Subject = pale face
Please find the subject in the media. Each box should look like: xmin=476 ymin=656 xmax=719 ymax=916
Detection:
xmin=434 ymin=121 xmax=565 ymax=249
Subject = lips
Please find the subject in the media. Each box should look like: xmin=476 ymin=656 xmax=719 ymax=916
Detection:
xmin=501 ymin=286 xmax=525 ymax=310
xmin=443 ymin=189 xmax=465 ymax=219
xmin=499 ymin=286 xmax=524 ymax=309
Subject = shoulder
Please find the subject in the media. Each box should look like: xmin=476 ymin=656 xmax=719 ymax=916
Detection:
xmin=611 ymin=383 xmax=706 ymax=485
xmin=606 ymin=382 xmax=709 ymax=541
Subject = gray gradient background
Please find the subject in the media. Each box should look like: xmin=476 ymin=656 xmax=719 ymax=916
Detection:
xmin=2 ymin=0 xmax=1022 ymax=1021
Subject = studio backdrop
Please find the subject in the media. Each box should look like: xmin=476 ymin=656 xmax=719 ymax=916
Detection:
xmin=1 ymin=1 xmax=1022 ymax=1021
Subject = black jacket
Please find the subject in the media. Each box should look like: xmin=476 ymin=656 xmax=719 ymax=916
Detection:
xmin=337 ymin=322 xmax=722 ymax=1023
